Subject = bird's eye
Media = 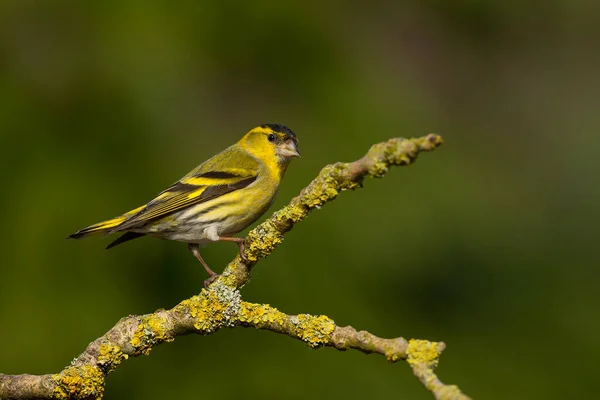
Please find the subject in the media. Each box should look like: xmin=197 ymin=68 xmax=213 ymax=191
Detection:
xmin=267 ymin=134 xmax=276 ymax=142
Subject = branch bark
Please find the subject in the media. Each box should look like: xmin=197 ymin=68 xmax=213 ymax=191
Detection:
xmin=0 ymin=134 xmax=470 ymax=400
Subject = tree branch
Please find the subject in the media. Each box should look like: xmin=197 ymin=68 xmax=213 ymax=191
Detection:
xmin=0 ymin=134 xmax=470 ymax=400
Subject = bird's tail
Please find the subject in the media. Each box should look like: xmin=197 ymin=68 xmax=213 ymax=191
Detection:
xmin=67 ymin=206 xmax=144 ymax=239
xmin=68 ymin=216 xmax=128 ymax=239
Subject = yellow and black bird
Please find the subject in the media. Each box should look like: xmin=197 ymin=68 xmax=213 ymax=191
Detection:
xmin=69 ymin=124 xmax=300 ymax=286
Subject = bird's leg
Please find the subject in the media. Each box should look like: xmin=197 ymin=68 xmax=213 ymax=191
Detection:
xmin=217 ymin=236 xmax=248 ymax=262
xmin=188 ymin=243 xmax=219 ymax=288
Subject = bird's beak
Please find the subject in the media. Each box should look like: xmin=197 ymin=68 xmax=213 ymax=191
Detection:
xmin=277 ymin=140 xmax=301 ymax=158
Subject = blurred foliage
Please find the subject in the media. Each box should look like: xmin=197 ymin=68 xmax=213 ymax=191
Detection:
xmin=1 ymin=1 xmax=599 ymax=399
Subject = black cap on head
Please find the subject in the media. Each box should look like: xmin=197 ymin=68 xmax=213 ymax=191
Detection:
xmin=261 ymin=123 xmax=296 ymax=140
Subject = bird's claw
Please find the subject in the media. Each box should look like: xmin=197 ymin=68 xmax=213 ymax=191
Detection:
xmin=237 ymin=240 xmax=249 ymax=263
xmin=204 ymin=274 xmax=220 ymax=289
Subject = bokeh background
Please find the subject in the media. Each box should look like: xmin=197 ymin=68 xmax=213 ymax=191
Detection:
xmin=1 ymin=1 xmax=599 ymax=399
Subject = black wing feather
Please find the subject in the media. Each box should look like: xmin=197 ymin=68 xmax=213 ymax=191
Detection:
xmin=106 ymin=232 xmax=146 ymax=250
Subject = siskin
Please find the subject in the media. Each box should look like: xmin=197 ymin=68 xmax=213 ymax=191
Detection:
xmin=69 ymin=124 xmax=300 ymax=286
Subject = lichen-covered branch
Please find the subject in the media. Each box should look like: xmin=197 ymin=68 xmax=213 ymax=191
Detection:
xmin=1 ymin=134 xmax=470 ymax=400
xmin=0 ymin=282 xmax=469 ymax=400
xmin=219 ymin=133 xmax=444 ymax=289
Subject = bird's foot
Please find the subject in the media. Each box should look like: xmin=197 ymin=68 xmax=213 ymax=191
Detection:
xmin=204 ymin=273 xmax=221 ymax=289
xmin=188 ymin=243 xmax=221 ymax=288
xmin=236 ymin=239 xmax=249 ymax=263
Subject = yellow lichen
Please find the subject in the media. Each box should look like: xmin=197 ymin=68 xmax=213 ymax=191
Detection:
xmin=384 ymin=348 xmax=402 ymax=363
xmin=146 ymin=315 xmax=168 ymax=340
xmin=245 ymin=226 xmax=283 ymax=262
xmin=369 ymin=161 xmax=389 ymax=177
xmin=297 ymin=164 xmax=350 ymax=209
xmin=292 ymin=314 xmax=335 ymax=348
xmin=406 ymin=339 xmax=441 ymax=369
xmin=52 ymin=365 xmax=104 ymax=400
xmin=236 ymin=302 xmax=287 ymax=326
xmin=176 ymin=284 xmax=241 ymax=333
xmin=97 ymin=343 xmax=128 ymax=373
xmin=236 ymin=305 xmax=334 ymax=348
xmin=276 ymin=203 xmax=306 ymax=223
xmin=129 ymin=314 xmax=172 ymax=354
xmin=219 ymin=268 xmax=238 ymax=287
xmin=129 ymin=329 xmax=142 ymax=348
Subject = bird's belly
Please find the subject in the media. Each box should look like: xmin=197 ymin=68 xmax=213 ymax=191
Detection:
xmin=157 ymin=225 xmax=214 ymax=244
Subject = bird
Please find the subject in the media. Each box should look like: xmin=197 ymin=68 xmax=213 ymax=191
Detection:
xmin=68 ymin=123 xmax=300 ymax=287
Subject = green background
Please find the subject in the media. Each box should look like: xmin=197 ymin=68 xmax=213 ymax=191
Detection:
xmin=1 ymin=1 xmax=599 ymax=399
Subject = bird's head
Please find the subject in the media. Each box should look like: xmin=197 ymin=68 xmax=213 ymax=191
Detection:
xmin=241 ymin=124 xmax=300 ymax=166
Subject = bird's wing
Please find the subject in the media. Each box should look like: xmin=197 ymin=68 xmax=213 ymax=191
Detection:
xmin=115 ymin=146 xmax=260 ymax=231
